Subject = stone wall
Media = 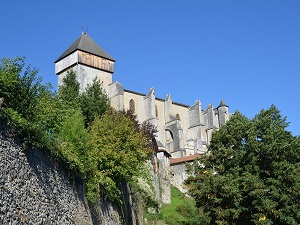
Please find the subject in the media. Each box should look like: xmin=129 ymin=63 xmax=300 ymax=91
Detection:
xmin=0 ymin=120 xmax=139 ymax=225
xmin=170 ymin=163 xmax=189 ymax=193
xmin=169 ymin=155 xmax=200 ymax=193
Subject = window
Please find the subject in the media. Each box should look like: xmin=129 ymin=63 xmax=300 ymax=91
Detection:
xmin=129 ymin=99 xmax=135 ymax=114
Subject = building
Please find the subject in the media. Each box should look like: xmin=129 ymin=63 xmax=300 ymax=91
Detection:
xmin=55 ymin=33 xmax=230 ymax=203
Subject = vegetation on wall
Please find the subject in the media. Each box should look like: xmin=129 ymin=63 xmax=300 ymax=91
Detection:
xmin=185 ymin=106 xmax=300 ymax=225
xmin=0 ymin=57 xmax=155 ymax=204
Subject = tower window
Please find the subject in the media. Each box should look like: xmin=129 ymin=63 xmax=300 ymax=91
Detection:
xmin=129 ymin=99 xmax=135 ymax=114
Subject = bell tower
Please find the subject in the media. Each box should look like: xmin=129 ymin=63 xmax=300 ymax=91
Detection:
xmin=54 ymin=33 xmax=115 ymax=93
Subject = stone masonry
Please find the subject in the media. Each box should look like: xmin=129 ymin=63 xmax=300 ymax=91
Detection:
xmin=0 ymin=121 xmax=132 ymax=225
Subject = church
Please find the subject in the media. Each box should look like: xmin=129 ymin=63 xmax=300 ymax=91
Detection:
xmin=54 ymin=32 xmax=230 ymax=202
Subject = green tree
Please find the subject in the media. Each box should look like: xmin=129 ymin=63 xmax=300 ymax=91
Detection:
xmin=0 ymin=57 xmax=51 ymax=146
xmin=55 ymin=109 xmax=87 ymax=174
xmin=80 ymin=78 xmax=110 ymax=126
xmin=58 ymin=70 xmax=80 ymax=108
xmin=0 ymin=57 xmax=51 ymax=118
xmin=85 ymin=109 xmax=153 ymax=203
xmin=185 ymin=105 xmax=300 ymax=225
xmin=36 ymin=70 xmax=88 ymax=174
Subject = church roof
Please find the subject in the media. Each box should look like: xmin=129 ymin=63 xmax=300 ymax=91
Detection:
xmin=55 ymin=33 xmax=115 ymax=63
xmin=218 ymin=99 xmax=228 ymax=108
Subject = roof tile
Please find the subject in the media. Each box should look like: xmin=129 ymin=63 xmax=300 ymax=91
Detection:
xmin=170 ymin=154 xmax=200 ymax=165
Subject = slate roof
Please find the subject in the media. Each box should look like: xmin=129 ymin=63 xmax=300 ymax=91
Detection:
xmin=218 ymin=100 xmax=228 ymax=108
xmin=55 ymin=33 xmax=115 ymax=63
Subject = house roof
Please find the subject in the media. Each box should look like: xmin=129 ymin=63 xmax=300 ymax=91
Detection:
xmin=55 ymin=33 xmax=115 ymax=63
xmin=170 ymin=154 xmax=200 ymax=165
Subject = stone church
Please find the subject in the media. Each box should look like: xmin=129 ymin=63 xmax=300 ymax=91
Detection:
xmin=55 ymin=33 xmax=230 ymax=203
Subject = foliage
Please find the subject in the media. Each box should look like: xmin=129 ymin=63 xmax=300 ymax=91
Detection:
xmin=80 ymin=78 xmax=110 ymax=126
xmin=33 ymin=71 xmax=87 ymax=175
xmin=185 ymin=106 xmax=300 ymax=225
xmin=57 ymin=70 xmax=80 ymax=108
xmin=35 ymin=92 xmax=77 ymax=136
xmin=54 ymin=109 xmax=87 ymax=174
xmin=0 ymin=57 xmax=49 ymax=117
xmin=121 ymin=109 xmax=158 ymax=154
xmin=0 ymin=57 xmax=51 ymax=147
xmin=85 ymin=109 xmax=153 ymax=203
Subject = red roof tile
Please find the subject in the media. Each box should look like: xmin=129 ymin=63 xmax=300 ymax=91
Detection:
xmin=170 ymin=154 xmax=200 ymax=165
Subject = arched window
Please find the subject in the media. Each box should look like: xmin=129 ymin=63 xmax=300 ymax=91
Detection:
xmin=155 ymin=105 xmax=158 ymax=117
xmin=129 ymin=99 xmax=135 ymax=114
xmin=165 ymin=129 xmax=174 ymax=153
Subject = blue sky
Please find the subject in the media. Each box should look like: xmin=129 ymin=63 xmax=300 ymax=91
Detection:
xmin=1 ymin=1 xmax=299 ymax=135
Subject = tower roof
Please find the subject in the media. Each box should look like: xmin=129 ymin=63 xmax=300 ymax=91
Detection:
xmin=218 ymin=100 xmax=228 ymax=108
xmin=55 ymin=33 xmax=115 ymax=63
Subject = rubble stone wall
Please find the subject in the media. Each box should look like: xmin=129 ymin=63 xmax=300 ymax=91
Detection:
xmin=0 ymin=121 xmax=127 ymax=225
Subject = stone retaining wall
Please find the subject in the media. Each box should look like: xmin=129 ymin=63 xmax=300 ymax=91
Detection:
xmin=0 ymin=121 xmax=131 ymax=225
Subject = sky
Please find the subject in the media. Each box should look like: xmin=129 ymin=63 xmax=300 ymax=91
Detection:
xmin=1 ymin=1 xmax=299 ymax=136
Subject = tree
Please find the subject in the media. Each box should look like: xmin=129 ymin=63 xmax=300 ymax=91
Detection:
xmin=185 ymin=105 xmax=300 ymax=225
xmin=36 ymin=70 xmax=88 ymax=174
xmin=85 ymin=109 xmax=153 ymax=203
xmin=80 ymin=78 xmax=110 ymax=126
xmin=0 ymin=57 xmax=51 ymax=146
xmin=35 ymin=85 xmax=84 ymax=142
xmin=57 ymin=70 xmax=80 ymax=108
xmin=55 ymin=109 xmax=87 ymax=175
xmin=0 ymin=57 xmax=51 ymax=118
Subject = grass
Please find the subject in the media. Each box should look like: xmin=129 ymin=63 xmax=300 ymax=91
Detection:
xmin=158 ymin=186 xmax=199 ymax=225
xmin=143 ymin=186 xmax=200 ymax=225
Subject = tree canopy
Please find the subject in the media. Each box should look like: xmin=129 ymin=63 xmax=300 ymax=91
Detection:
xmin=85 ymin=109 xmax=153 ymax=202
xmin=185 ymin=106 xmax=300 ymax=225
xmin=57 ymin=70 xmax=80 ymax=107
xmin=80 ymin=78 xmax=110 ymax=126
xmin=0 ymin=57 xmax=52 ymax=146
